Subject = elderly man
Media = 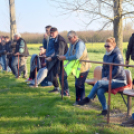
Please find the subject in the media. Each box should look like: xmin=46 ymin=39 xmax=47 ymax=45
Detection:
xmin=11 ymin=33 xmax=29 ymax=78
xmin=46 ymin=27 xmax=69 ymax=95
xmin=58 ymin=31 xmax=91 ymax=105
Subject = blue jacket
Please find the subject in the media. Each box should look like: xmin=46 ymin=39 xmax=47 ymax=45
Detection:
xmin=65 ymin=39 xmax=85 ymax=61
xmin=102 ymin=47 xmax=126 ymax=81
xmin=46 ymin=38 xmax=55 ymax=57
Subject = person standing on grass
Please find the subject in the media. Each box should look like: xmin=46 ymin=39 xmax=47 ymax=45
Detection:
xmin=5 ymin=36 xmax=12 ymax=72
xmin=0 ymin=37 xmax=9 ymax=71
xmin=46 ymin=27 xmax=69 ymax=95
xmin=43 ymin=25 xmax=61 ymax=92
xmin=0 ymin=36 xmax=2 ymax=70
xmin=11 ymin=33 xmax=29 ymax=78
xmin=58 ymin=31 xmax=91 ymax=104
xmin=78 ymin=37 xmax=127 ymax=116
xmin=121 ymin=33 xmax=134 ymax=126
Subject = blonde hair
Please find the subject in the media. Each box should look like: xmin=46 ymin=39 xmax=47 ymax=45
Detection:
xmin=106 ymin=37 xmax=116 ymax=48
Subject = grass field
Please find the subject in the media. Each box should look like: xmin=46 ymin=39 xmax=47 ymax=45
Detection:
xmin=0 ymin=43 xmax=134 ymax=134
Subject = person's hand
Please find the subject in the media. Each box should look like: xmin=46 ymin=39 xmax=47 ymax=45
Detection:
xmin=14 ymin=52 xmax=20 ymax=56
xmin=102 ymin=77 xmax=108 ymax=81
xmin=125 ymin=60 xmax=129 ymax=65
xmin=46 ymin=57 xmax=52 ymax=62
xmin=58 ymin=56 xmax=66 ymax=61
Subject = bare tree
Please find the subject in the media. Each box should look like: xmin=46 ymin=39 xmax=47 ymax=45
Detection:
xmin=9 ymin=0 xmax=17 ymax=39
xmin=50 ymin=0 xmax=134 ymax=53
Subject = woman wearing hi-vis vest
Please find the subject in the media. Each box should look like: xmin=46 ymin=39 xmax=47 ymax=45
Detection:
xmin=58 ymin=31 xmax=91 ymax=105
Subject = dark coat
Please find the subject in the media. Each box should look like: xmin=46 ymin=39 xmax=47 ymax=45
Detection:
xmin=102 ymin=47 xmax=126 ymax=81
xmin=126 ymin=33 xmax=134 ymax=61
xmin=16 ymin=38 xmax=29 ymax=57
xmin=47 ymin=34 xmax=68 ymax=81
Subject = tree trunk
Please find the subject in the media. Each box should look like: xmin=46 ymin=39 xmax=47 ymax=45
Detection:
xmin=9 ymin=0 xmax=17 ymax=40
xmin=113 ymin=0 xmax=123 ymax=54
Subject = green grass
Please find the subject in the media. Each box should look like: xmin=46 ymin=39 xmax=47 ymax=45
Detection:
xmin=0 ymin=43 xmax=134 ymax=134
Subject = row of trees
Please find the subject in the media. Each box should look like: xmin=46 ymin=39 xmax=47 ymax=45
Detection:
xmin=0 ymin=27 xmax=133 ymax=44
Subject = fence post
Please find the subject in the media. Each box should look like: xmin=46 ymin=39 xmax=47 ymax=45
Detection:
xmin=17 ymin=54 xmax=19 ymax=78
xmin=107 ymin=65 xmax=113 ymax=124
xmin=61 ymin=60 xmax=64 ymax=99
xmin=34 ymin=57 xmax=37 ymax=87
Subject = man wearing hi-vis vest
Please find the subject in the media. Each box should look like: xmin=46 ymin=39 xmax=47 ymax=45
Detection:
xmin=58 ymin=31 xmax=91 ymax=105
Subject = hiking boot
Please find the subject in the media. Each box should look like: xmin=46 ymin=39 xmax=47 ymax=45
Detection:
xmin=121 ymin=117 xmax=134 ymax=126
xmin=78 ymin=97 xmax=90 ymax=105
xmin=48 ymin=88 xmax=60 ymax=93
xmin=29 ymin=84 xmax=38 ymax=88
xmin=97 ymin=110 xmax=107 ymax=116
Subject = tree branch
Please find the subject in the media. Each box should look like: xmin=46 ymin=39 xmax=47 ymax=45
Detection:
xmin=122 ymin=11 xmax=134 ymax=16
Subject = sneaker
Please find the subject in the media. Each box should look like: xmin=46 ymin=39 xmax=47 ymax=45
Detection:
xmin=97 ymin=110 xmax=107 ymax=116
xmin=48 ymin=88 xmax=60 ymax=93
xmin=25 ymin=78 xmax=33 ymax=82
xmin=60 ymin=90 xmax=70 ymax=96
xmin=73 ymin=101 xmax=78 ymax=106
xmin=29 ymin=84 xmax=38 ymax=88
xmin=78 ymin=97 xmax=90 ymax=105
xmin=121 ymin=117 xmax=134 ymax=126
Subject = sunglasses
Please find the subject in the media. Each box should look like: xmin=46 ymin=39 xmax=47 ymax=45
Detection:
xmin=104 ymin=45 xmax=111 ymax=48
xmin=68 ymin=37 xmax=73 ymax=40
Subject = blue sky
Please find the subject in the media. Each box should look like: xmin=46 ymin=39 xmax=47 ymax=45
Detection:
xmin=0 ymin=0 xmax=104 ymax=33
xmin=1 ymin=0 xmax=132 ymax=33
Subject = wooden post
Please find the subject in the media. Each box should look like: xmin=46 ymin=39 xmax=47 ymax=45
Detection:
xmin=61 ymin=60 xmax=64 ymax=99
xmin=107 ymin=65 xmax=113 ymax=124
xmin=17 ymin=54 xmax=19 ymax=78
xmin=127 ymin=96 xmax=132 ymax=116
xmin=9 ymin=0 xmax=17 ymax=40
xmin=34 ymin=57 xmax=37 ymax=87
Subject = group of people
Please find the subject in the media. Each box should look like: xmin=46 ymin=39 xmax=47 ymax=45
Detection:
xmin=0 ymin=34 xmax=29 ymax=78
xmin=0 ymin=25 xmax=134 ymax=126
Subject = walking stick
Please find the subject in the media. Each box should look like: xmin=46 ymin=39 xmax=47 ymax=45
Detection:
xmin=61 ymin=60 xmax=64 ymax=99
xmin=107 ymin=65 xmax=113 ymax=124
xmin=17 ymin=54 xmax=19 ymax=78
xmin=34 ymin=56 xmax=37 ymax=87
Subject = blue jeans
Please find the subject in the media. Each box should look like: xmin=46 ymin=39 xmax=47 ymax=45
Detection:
xmin=11 ymin=56 xmax=24 ymax=77
xmin=88 ymin=80 xmax=125 ymax=110
xmin=1 ymin=55 xmax=7 ymax=71
xmin=75 ymin=71 xmax=89 ymax=102
xmin=132 ymin=113 xmax=134 ymax=119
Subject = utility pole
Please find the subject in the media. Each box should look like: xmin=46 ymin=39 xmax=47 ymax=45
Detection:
xmin=9 ymin=0 xmax=17 ymax=40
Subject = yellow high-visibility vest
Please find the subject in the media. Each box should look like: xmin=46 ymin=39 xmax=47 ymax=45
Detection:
xmin=64 ymin=59 xmax=81 ymax=78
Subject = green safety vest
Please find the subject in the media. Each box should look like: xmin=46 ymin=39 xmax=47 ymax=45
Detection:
xmin=64 ymin=59 xmax=81 ymax=78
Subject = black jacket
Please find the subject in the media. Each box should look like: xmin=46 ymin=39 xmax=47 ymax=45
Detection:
xmin=16 ymin=38 xmax=29 ymax=57
xmin=47 ymin=35 xmax=68 ymax=80
xmin=102 ymin=47 xmax=126 ymax=81
xmin=126 ymin=33 xmax=134 ymax=61
xmin=0 ymin=42 xmax=10 ymax=56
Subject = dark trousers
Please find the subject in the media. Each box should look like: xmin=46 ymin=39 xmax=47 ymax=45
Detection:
xmin=59 ymin=70 xmax=69 ymax=91
xmin=52 ymin=77 xmax=59 ymax=88
xmin=11 ymin=56 xmax=25 ymax=77
xmin=75 ymin=71 xmax=89 ymax=102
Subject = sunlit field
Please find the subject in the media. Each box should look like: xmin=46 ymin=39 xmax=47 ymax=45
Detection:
xmin=0 ymin=42 xmax=134 ymax=134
